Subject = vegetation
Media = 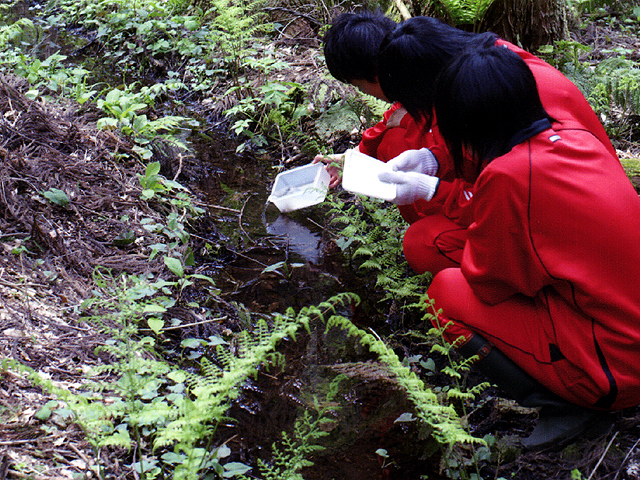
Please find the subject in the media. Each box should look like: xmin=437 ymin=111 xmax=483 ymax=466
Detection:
xmin=0 ymin=0 xmax=638 ymax=479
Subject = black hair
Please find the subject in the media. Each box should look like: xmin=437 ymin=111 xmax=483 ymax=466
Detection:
xmin=434 ymin=45 xmax=552 ymax=175
xmin=378 ymin=16 xmax=496 ymax=126
xmin=323 ymin=11 xmax=397 ymax=83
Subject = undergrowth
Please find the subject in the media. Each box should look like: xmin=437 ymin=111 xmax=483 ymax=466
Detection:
xmin=326 ymin=192 xmax=433 ymax=306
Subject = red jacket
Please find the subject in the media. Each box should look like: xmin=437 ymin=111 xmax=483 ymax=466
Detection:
xmin=462 ymin=125 xmax=640 ymax=409
xmin=434 ymin=39 xmax=618 ymax=226
xmin=359 ymin=103 xmax=446 ymax=224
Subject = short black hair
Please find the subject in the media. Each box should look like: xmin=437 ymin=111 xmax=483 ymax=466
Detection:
xmin=378 ymin=16 xmax=495 ymax=126
xmin=434 ymin=45 xmax=551 ymax=175
xmin=323 ymin=11 xmax=397 ymax=83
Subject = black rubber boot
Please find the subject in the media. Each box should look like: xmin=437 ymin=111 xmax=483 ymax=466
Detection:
xmin=459 ymin=334 xmax=603 ymax=451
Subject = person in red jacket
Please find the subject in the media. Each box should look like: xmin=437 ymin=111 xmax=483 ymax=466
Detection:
xmin=411 ymin=45 xmax=640 ymax=449
xmin=376 ymin=17 xmax=619 ymax=276
xmin=314 ymin=12 xmax=449 ymax=228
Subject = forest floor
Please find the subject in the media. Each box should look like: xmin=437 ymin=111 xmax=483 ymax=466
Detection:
xmin=1 ymin=7 xmax=640 ymax=480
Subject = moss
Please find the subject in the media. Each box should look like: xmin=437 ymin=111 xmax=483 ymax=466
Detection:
xmin=621 ymin=158 xmax=640 ymax=194
xmin=621 ymin=158 xmax=640 ymax=176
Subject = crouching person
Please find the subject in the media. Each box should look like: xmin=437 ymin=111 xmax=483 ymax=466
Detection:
xmin=417 ymin=45 xmax=640 ymax=449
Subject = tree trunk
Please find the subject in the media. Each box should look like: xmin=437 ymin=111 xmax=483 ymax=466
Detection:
xmin=480 ymin=0 xmax=570 ymax=52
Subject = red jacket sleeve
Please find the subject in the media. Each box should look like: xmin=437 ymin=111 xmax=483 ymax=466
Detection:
xmin=359 ymin=102 xmax=404 ymax=158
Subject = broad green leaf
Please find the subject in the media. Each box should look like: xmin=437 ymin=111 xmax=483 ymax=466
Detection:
xmin=42 ymin=188 xmax=69 ymax=207
xmin=147 ymin=317 xmax=164 ymax=334
xmin=146 ymin=161 xmax=161 ymax=177
xmin=223 ymin=462 xmax=251 ymax=477
xmin=164 ymin=256 xmax=184 ymax=277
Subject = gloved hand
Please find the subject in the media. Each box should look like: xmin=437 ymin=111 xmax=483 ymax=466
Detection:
xmin=386 ymin=148 xmax=439 ymax=176
xmin=378 ymin=170 xmax=440 ymax=205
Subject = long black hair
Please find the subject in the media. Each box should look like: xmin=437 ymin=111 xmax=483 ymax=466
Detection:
xmin=378 ymin=16 xmax=495 ymax=126
xmin=434 ymin=45 xmax=552 ymax=175
xmin=323 ymin=11 xmax=397 ymax=83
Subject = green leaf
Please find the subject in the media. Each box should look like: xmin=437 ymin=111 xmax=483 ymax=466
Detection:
xmin=261 ymin=261 xmax=284 ymax=273
xmin=375 ymin=448 xmax=389 ymax=458
xmin=35 ymin=400 xmax=58 ymax=421
xmin=42 ymin=188 xmax=69 ymax=207
xmin=146 ymin=161 xmax=161 ymax=177
xmin=141 ymin=189 xmax=156 ymax=200
xmin=223 ymin=462 xmax=251 ymax=477
xmin=189 ymin=273 xmax=216 ymax=284
xmin=147 ymin=317 xmax=164 ymax=334
xmin=97 ymin=117 xmax=119 ymax=129
xmin=161 ymin=451 xmax=186 ymax=465
xmin=216 ymin=445 xmax=231 ymax=458
xmin=168 ymin=370 xmax=187 ymax=383
xmin=143 ymin=304 xmax=167 ymax=314
xmin=164 ymin=256 xmax=184 ymax=277
xmin=394 ymin=412 xmax=416 ymax=423
xmin=181 ymin=338 xmax=203 ymax=349
xmin=207 ymin=336 xmax=227 ymax=346
xmin=105 ymin=89 xmax=122 ymax=104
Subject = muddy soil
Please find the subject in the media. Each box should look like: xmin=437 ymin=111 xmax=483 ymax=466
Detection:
xmin=1 ymin=6 xmax=640 ymax=480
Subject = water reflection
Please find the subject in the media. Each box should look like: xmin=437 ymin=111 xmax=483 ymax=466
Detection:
xmin=265 ymin=214 xmax=324 ymax=265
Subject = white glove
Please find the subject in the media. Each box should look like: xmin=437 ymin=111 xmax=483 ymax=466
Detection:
xmin=378 ymin=171 xmax=440 ymax=205
xmin=386 ymin=148 xmax=439 ymax=176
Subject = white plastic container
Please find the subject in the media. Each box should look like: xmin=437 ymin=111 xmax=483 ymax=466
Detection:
xmin=341 ymin=149 xmax=396 ymax=201
xmin=268 ymin=163 xmax=330 ymax=213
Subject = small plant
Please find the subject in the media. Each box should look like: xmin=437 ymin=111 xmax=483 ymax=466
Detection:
xmin=224 ymin=80 xmax=308 ymax=153
xmin=421 ymin=296 xmax=492 ymax=479
xmin=536 ymin=40 xmax=592 ymax=72
xmin=254 ymin=375 xmax=346 ymax=480
xmin=41 ymin=188 xmax=70 ymax=208
xmin=96 ymin=84 xmax=192 ymax=159
xmin=326 ymin=192 xmax=432 ymax=305
xmin=419 ymin=0 xmax=497 ymax=29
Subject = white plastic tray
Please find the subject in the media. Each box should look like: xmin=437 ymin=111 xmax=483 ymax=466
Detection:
xmin=341 ymin=149 xmax=396 ymax=201
xmin=268 ymin=163 xmax=330 ymax=213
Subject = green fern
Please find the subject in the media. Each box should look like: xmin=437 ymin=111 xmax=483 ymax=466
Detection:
xmin=327 ymin=194 xmax=432 ymax=305
xmin=542 ymin=45 xmax=640 ymax=140
xmin=155 ymin=293 xmax=359 ymax=479
xmin=254 ymin=375 xmax=346 ymax=480
xmin=421 ymin=0 xmax=496 ymax=27
xmin=0 ymin=18 xmax=40 ymax=47
xmin=323 ymin=313 xmax=481 ymax=448
xmin=594 ymin=58 xmax=640 ymax=116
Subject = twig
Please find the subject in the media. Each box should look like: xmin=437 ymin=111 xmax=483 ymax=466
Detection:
xmin=67 ymin=442 xmax=92 ymax=468
xmin=261 ymin=7 xmax=321 ymax=27
xmin=6 ymin=471 xmax=62 ymax=480
xmin=172 ymin=152 xmax=183 ymax=182
xmin=588 ymin=431 xmax=619 ymax=480
xmin=233 ymin=249 xmax=268 ymax=268
xmin=238 ymin=194 xmax=254 ymax=243
xmin=613 ymin=436 xmax=640 ymax=480
xmin=189 ymin=202 xmax=241 ymax=213
xmin=0 ymin=278 xmax=48 ymax=289
xmin=153 ymin=315 xmax=228 ymax=332
xmin=0 ymin=439 xmax=37 ymax=446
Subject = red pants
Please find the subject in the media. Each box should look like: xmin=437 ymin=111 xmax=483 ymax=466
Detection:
xmin=403 ymin=214 xmax=467 ymax=275
xmin=427 ymin=268 xmax=614 ymax=409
